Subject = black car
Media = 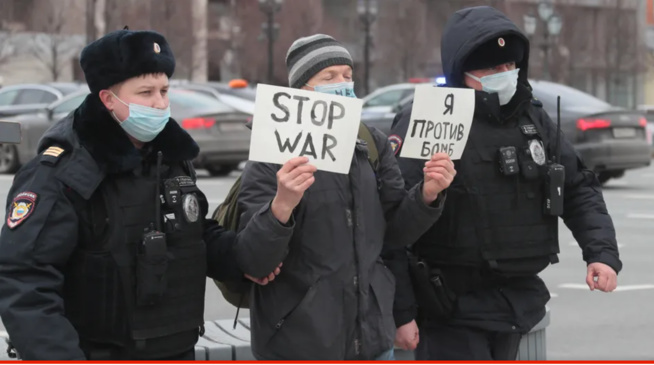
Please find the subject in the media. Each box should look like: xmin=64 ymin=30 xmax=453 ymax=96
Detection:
xmin=361 ymin=80 xmax=651 ymax=184
xmin=531 ymin=80 xmax=650 ymax=183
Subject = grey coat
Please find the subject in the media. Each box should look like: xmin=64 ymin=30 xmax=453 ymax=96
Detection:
xmin=234 ymin=125 xmax=445 ymax=360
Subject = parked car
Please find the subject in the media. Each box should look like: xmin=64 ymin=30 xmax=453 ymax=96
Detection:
xmin=531 ymin=80 xmax=650 ymax=183
xmin=361 ymin=94 xmax=414 ymax=136
xmin=636 ymin=104 xmax=654 ymax=153
xmin=2 ymin=89 xmax=90 ymax=173
xmin=0 ymin=88 xmax=251 ymax=176
xmin=361 ymin=80 xmax=651 ymax=184
xmin=170 ymin=80 xmax=256 ymax=114
xmin=0 ymin=83 xmax=83 ymax=118
xmin=169 ymin=89 xmax=251 ymax=176
xmin=361 ymin=83 xmax=418 ymax=115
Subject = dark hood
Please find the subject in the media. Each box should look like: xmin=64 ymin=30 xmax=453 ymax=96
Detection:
xmin=441 ymin=6 xmax=530 ymax=88
xmin=38 ymin=94 xmax=199 ymax=173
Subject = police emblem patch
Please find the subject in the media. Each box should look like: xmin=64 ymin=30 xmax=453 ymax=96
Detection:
xmin=388 ymin=135 xmax=403 ymax=156
xmin=7 ymin=192 xmax=37 ymax=229
xmin=182 ymin=194 xmax=199 ymax=223
xmin=529 ymin=139 xmax=547 ymax=166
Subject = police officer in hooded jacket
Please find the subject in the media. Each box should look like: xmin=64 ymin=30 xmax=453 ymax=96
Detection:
xmin=388 ymin=6 xmax=622 ymax=360
xmin=0 ymin=29 xmax=290 ymax=360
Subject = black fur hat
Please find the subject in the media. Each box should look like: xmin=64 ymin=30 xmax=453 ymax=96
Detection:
xmin=462 ymin=34 xmax=525 ymax=72
xmin=80 ymin=29 xmax=175 ymax=94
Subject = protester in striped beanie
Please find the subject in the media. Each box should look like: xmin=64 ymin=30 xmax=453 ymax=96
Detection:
xmin=285 ymin=34 xmax=356 ymax=97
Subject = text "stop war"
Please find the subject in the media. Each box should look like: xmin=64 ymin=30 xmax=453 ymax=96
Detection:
xmin=248 ymin=84 xmax=362 ymax=174
xmin=271 ymin=92 xmax=346 ymax=161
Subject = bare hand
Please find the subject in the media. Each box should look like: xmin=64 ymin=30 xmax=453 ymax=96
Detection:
xmin=422 ymin=153 xmax=456 ymax=204
xmin=586 ymin=262 xmax=617 ymax=292
xmin=271 ymin=157 xmax=317 ymax=224
xmin=394 ymin=320 xmax=420 ymax=351
xmin=245 ymin=263 xmax=283 ymax=286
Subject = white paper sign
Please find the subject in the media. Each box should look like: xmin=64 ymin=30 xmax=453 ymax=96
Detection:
xmin=400 ymin=85 xmax=475 ymax=160
xmin=249 ymin=84 xmax=362 ymax=174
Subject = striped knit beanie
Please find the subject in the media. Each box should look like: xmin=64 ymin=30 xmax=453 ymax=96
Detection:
xmin=285 ymin=34 xmax=354 ymax=89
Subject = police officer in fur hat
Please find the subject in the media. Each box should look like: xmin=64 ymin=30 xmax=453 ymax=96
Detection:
xmin=0 ymin=29 xmax=291 ymax=360
xmin=388 ymin=6 xmax=621 ymax=360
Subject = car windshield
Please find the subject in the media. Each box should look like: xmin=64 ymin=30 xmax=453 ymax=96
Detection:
xmin=209 ymin=84 xmax=257 ymax=101
xmin=530 ymin=81 xmax=613 ymax=115
xmin=169 ymin=89 xmax=237 ymax=114
xmin=52 ymin=93 xmax=88 ymax=114
xmin=50 ymin=84 xmax=82 ymax=95
xmin=364 ymin=89 xmax=410 ymax=107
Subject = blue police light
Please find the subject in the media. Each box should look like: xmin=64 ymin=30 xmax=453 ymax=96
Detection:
xmin=435 ymin=76 xmax=447 ymax=85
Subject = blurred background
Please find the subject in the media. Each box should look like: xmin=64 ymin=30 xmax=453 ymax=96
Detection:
xmin=0 ymin=0 xmax=653 ymax=359
xmin=0 ymin=0 xmax=650 ymax=108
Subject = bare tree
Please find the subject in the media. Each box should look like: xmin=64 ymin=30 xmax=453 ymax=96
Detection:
xmin=0 ymin=32 xmax=16 ymax=68
xmin=234 ymin=0 xmax=325 ymax=85
xmin=30 ymin=2 xmax=79 ymax=81
xmin=373 ymin=0 xmax=432 ymax=85
xmin=188 ymin=0 xmax=208 ymax=81
xmin=103 ymin=0 xmax=122 ymax=32
xmin=603 ymin=0 xmax=641 ymax=106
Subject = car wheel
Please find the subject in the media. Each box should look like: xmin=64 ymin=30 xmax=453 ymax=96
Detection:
xmin=0 ymin=144 xmax=19 ymax=174
xmin=206 ymin=164 xmax=237 ymax=177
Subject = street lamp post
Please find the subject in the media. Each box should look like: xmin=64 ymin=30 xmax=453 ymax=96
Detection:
xmin=358 ymin=0 xmax=378 ymax=95
xmin=524 ymin=0 xmax=562 ymax=81
xmin=258 ymin=0 xmax=283 ymax=84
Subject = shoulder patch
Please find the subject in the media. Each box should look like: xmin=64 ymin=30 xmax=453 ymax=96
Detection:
xmin=40 ymin=146 xmax=67 ymax=166
xmin=7 ymin=191 xmax=38 ymax=229
xmin=531 ymin=98 xmax=543 ymax=107
xmin=388 ymin=134 xmax=403 ymax=156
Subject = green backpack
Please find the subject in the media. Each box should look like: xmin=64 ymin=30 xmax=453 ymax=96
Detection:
xmin=212 ymin=123 xmax=380 ymax=309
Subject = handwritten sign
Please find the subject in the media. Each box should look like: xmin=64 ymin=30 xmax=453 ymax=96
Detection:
xmin=400 ymin=85 xmax=475 ymax=160
xmin=249 ymin=84 xmax=362 ymax=174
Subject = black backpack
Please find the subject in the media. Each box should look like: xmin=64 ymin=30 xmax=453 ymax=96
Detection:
xmin=211 ymin=123 xmax=381 ymax=309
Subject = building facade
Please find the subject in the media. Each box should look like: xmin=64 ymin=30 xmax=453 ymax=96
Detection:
xmin=0 ymin=0 xmax=647 ymax=109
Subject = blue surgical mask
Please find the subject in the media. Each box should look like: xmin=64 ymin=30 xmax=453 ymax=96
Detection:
xmin=465 ymin=69 xmax=520 ymax=106
xmin=111 ymin=92 xmax=170 ymax=142
xmin=308 ymin=82 xmax=357 ymax=98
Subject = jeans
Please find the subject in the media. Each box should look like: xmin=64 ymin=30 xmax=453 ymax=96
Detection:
xmin=374 ymin=348 xmax=395 ymax=360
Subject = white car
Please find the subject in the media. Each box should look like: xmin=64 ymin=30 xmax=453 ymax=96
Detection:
xmin=362 ymin=83 xmax=419 ymax=114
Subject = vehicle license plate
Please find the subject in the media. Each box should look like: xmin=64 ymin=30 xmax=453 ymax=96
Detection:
xmin=219 ymin=123 xmax=246 ymax=132
xmin=612 ymin=128 xmax=636 ymax=139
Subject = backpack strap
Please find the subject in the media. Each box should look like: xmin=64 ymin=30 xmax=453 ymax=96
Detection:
xmin=211 ymin=175 xmax=242 ymax=230
xmin=358 ymin=123 xmax=379 ymax=173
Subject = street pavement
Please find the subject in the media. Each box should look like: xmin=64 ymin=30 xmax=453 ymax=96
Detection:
xmin=0 ymin=164 xmax=652 ymax=360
